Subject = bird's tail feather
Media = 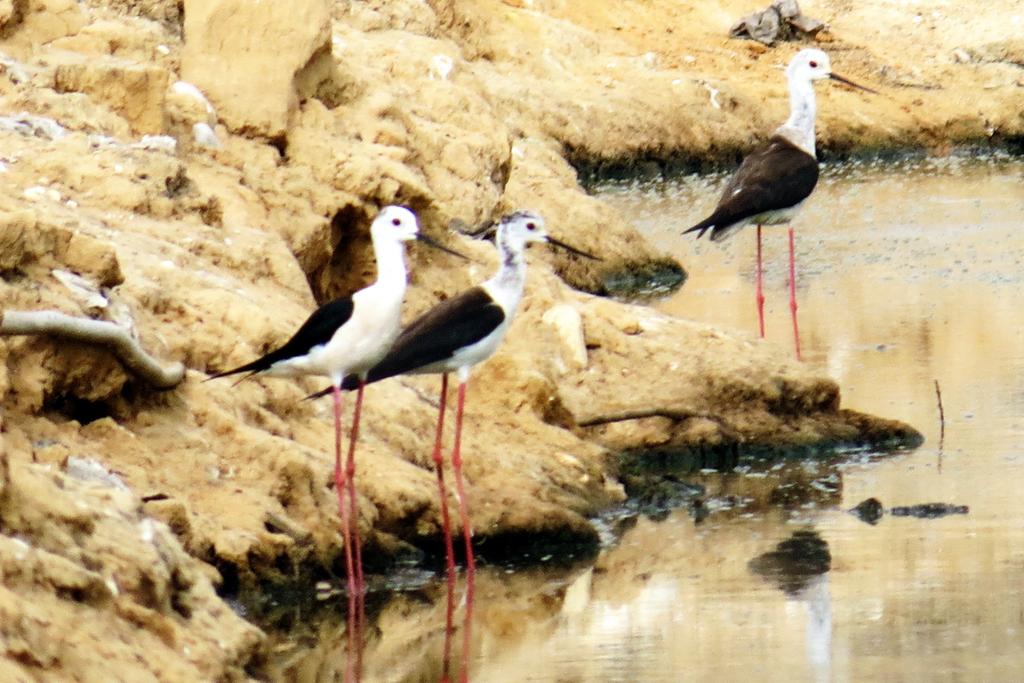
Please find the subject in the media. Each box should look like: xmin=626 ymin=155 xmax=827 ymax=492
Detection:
xmin=683 ymin=217 xmax=716 ymax=239
xmin=204 ymin=357 xmax=268 ymax=383
xmin=304 ymin=385 xmax=332 ymax=401
xmin=303 ymin=372 xmax=361 ymax=401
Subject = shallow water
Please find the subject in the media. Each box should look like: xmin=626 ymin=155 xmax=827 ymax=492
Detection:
xmin=260 ymin=155 xmax=1024 ymax=682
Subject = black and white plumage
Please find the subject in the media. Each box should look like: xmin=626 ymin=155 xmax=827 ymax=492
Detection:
xmin=684 ymin=134 xmax=819 ymax=243
xmin=347 ymin=286 xmax=505 ymax=386
xmin=685 ymin=48 xmax=873 ymax=242
xmin=207 ymin=204 xmax=463 ymax=628
xmin=311 ymin=211 xmax=596 ymax=637
xmin=208 ymin=205 xmax=463 ymax=386
xmin=683 ymin=48 xmax=874 ymax=355
xmin=207 ymin=297 xmax=356 ymax=380
xmin=314 ymin=209 xmax=598 ymax=391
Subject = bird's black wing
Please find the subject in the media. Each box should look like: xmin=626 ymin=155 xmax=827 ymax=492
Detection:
xmin=684 ymin=136 xmax=819 ymax=239
xmin=319 ymin=287 xmax=504 ymax=395
xmin=207 ymin=296 xmax=355 ymax=379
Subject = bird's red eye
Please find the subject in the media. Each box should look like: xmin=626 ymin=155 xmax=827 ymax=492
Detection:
xmin=526 ymin=222 xmax=536 ymax=230
xmin=809 ymin=60 xmax=818 ymax=68
xmin=392 ymin=218 xmax=401 ymax=226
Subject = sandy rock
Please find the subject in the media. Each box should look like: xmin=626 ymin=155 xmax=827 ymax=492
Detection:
xmin=0 ymin=207 xmax=49 ymax=270
xmin=0 ymin=209 xmax=121 ymax=286
xmin=562 ymin=296 xmax=918 ymax=453
xmin=165 ymin=81 xmax=212 ymax=124
xmin=3 ymin=0 xmax=85 ymax=54
xmin=288 ymin=24 xmax=511 ymax=222
xmin=342 ymin=0 xmax=440 ymax=34
xmin=0 ymin=0 xmax=21 ymax=32
xmin=0 ymin=453 xmax=262 ymax=680
xmin=51 ymin=53 xmax=169 ymax=134
xmin=64 ymin=232 xmax=123 ymax=287
xmin=181 ymin=0 xmax=333 ymax=140
xmin=542 ymin=303 xmax=588 ymax=371
xmin=49 ymin=16 xmax=176 ymax=65
xmin=964 ymin=38 xmax=1024 ymax=67
xmin=82 ymin=0 xmax=182 ymax=28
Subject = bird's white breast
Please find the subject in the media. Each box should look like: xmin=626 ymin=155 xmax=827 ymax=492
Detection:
xmin=435 ymin=317 xmax=512 ymax=379
xmin=273 ymin=283 xmax=403 ymax=383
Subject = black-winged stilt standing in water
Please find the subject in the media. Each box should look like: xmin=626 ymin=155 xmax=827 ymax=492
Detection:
xmin=684 ymin=48 xmax=875 ymax=359
xmin=207 ymin=205 xmax=465 ymax=609
xmin=313 ymin=210 xmax=597 ymax=679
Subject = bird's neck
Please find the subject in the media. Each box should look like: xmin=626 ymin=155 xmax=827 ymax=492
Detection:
xmin=777 ymin=76 xmax=817 ymax=157
xmin=487 ymin=229 xmax=527 ymax=308
xmin=371 ymin=236 xmax=408 ymax=294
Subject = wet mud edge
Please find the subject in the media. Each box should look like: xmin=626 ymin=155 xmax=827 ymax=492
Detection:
xmin=225 ymin=407 xmax=922 ymax=611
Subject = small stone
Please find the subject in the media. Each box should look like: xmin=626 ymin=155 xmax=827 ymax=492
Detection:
xmin=542 ymin=304 xmax=589 ymax=370
xmin=952 ymin=48 xmax=973 ymax=64
xmin=171 ymin=80 xmax=216 ymax=117
xmin=24 ymin=186 xmax=47 ymax=201
xmin=192 ymin=122 xmax=221 ymax=148
xmin=849 ymin=497 xmax=884 ymax=525
xmin=134 ymin=135 xmax=178 ymax=153
xmin=430 ymin=54 xmax=454 ymax=80
xmin=65 ymin=456 xmax=129 ymax=490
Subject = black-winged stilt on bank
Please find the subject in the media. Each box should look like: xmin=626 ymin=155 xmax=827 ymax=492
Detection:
xmin=684 ymin=48 xmax=875 ymax=359
xmin=311 ymin=210 xmax=596 ymax=678
xmin=207 ymin=205 xmax=464 ymax=610
xmin=338 ymin=211 xmax=595 ymax=567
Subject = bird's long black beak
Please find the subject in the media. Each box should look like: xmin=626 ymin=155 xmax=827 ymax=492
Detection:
xmin=416 ymin=234 xmax=469 ymax=260
xmin=829 ymin=72 xmax=878 ymax=94
xmin=548 ymin=236 xmax=601 ymax=261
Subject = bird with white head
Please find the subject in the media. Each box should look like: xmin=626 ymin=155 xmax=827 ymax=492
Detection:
xmin=207 ymin=204 xmax=465 ymax=608
xmin=685 ymin=48 xmax=876 ymax=358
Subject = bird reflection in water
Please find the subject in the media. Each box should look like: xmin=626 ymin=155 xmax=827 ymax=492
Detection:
xmin=749 ymin=529 xmax=833 ymax=682
xmin=440 ymin=563 xmax=476 ymax=683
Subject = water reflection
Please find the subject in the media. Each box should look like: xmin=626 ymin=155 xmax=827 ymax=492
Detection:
xmin=749 ymin=529 xmax=831 ymax=596
xmin=591 ymin=153 xmax=1024 ymax=681
xmin=256 ymin=156 xmax=1024 ymax=681
xmin=750 ymin=530 xmax=833 ymax=682
xmin=257 ymin=455 xmax=871 ymax=682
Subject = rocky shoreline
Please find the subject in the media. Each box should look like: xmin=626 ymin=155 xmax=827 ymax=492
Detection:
xmin=0 ymin=0 xmax=1013 ymax=678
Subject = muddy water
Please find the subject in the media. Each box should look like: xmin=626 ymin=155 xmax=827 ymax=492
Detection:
xmin=260 ymin=155 xmax=1024 ymax=681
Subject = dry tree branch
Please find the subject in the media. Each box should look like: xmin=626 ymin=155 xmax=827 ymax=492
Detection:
xmin=0 ymin=310 xmax=185 ymax=389
xmin=577 ymin=407 xmax=717 ymax=427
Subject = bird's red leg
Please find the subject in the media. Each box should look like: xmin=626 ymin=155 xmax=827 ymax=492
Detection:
xmin=433 ymin=375 xmax=456 ymax=574
xmin=788 ymin=227 xmax=802 ymax=361
xmin=450 ymin=380 xmax=475 ymax=683
xmin=333 ymin=387 xmax=356 ymax=591
xmin=756 ymin=224 xmax=766 ymax=338
xmin=332 ymin=386 xmax=356 ymax=683
xmin=450 ymin=380 xmax=474 ymax=571
xmin=433 ymin=373 xmax=456 ymax=682
xmin=345 ymin=380 xmax=367 ymax=674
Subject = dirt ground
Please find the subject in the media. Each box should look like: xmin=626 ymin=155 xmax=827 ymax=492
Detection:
xmin=0 ymin=0 xmax=1011 ymax=677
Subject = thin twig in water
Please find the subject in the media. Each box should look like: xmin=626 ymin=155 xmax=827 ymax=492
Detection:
xmin=934 ymin=378 xmax=945 ymax=471
xmin=0 ymin=310 xmax=185 ymax=389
